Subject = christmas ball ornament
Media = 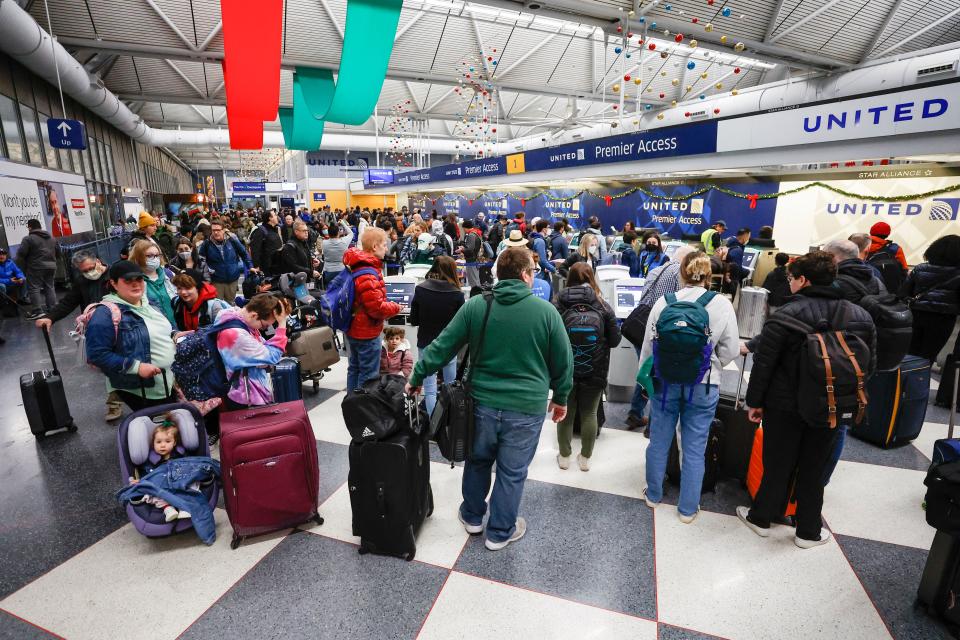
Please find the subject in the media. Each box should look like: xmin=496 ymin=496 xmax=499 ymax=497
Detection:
xmin=492 ymin=128 xmax=497 ymax=132
xmin=613 ymin=84 xmax=621 ymax=92
xmin=664 ymin=29 xmax=671 ymax=36
xmin=634 ymin=78 xmax=642 ymax=85
xmin=487 ymin=56 xmax=492 ymax=61
xmin=715 ymin=82 xmax=723 ymax=89
xmin=660 ymin=51 xmax=668 ymax=58
xmin=645 ymin=104 xmax=653 ymax=110
xmin=650 ymin=21 xmax=657 ymax=28
xmin=648 ymin=42 xmax=657 ymax=50
xmin=687 ymin=61 xmax=696 ymax=70
xmin=611 ymin=121 xmax=618 ymax=127
xmin=686 ymin=84 xmax=692 ymax=91
xmin=628 ymin=9 xmax=635 ymax=16
xmin=659 ymin=92 xmax=665 ymax=98
xmin=734 ymin=42 xmax=745 ymax=52
xmin=615 ymin=47 xmax=622 ymax=54
xmin=731 ymin=89 xmax=739 ymax=95
xmin=675 ymin=33 xmax=684 ymax=42
xmin=701 ymin=72 xmax=708 ymax=79
xmin=692 ymin=17 xmax=699 ymax=24
xmin=624 ymin=74 xmax=631 ymax=81
xmin=699 ymin=94 xmax=705 ymax=99
xmin=612 ymin=104 xmax=618 ymax=110
xmin=714 ymin=108 xmax=720 ymax=114
xmin=665 ymin=3 xmax=671 ymax=9
xmin=720 ymin=35 xmax=728 ymax=43
xmin=627 ymin=31 xmax=633 ymax=37
xmin=617 ymin=25 xmax=622 ymax=32
xmin=661 ymin=71 xmax=668 ymax=77
xmin=671 ymin=78 xmax=680 ymax=86
xmin=492 ymin=60 xmax=498 ymax=65
xmin=704 ymin=23 xmax=713 ymax=32
xmin=684 ymin=111 xmax=691 ymax=117
xmin=639 ymin=16 xmax=646 ymax=23
xmin=721 ymin=7 xmax=731 ymax=16
xmin=633 ymin=119 xmax=639 ymax=125
xmin=707 ymin=0 xmax=714 ymax=5
xmin=626 ymin=53 xmax=632 ymax=58
xmin=689 ymin=39 xmax=699 ymax=48
xmin=657 ymin=113 xmax=665 ymax=120
xmin=734 ymin=67 xmax=741 ymax=74
xmin=671 ymin=99 xmax=678 ymax=106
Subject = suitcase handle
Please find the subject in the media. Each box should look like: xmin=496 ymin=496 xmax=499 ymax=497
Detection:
xmin=733 ymin=353 xmax=748 ymax=411
xmin=137 ymin=368 xmax=169 ymax=399
xmin=951 ymin=365 xmax=959 ymax=440
xmin=41 ymin=325 xmax=60 ymax=375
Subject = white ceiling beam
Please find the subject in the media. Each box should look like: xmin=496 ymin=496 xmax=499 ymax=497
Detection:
xmin=199 ymin=21 xmax=222 ymax=51
xmin=493 ymin=31 xmax=561 ymax=79
xmin=424 ymin=86 xmax=457 ymax=113
xmin=871 ymin=6 xmax=960 ymax=59
xmin=762 ymin=0 xmax=788 ymax=42
xmin=165 ymin=60 xmax=207 ymax=98
xmin=403 ymin=80 xmax=424 ymax=112
xmin=509 ymin=94 xmax=543 ymax=117
xmin=144 ymin=0 xmax=199 ymax=51
xmin=859 ymin=0 xmax=906 ymax=63
xmin=395 ymin=10 xmax=425 ymax=42
xmin=317 ymin=0 xmax=345 ymax=40
xmin=768 ymin=0 xmax=845 ymax=44
xmin=189 ymin=104 xmax=215 ymax=124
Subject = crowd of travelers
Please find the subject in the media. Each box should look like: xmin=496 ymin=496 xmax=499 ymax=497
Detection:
xmin=2 ymin=200 xmax=959 ymax=553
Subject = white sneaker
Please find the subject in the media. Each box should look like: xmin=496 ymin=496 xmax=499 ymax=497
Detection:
xmin=577 ymin=454 xmax=590 ymax=472
xmin=485 ymin=517 xmax=527 ymax=551
xmin=641 ymin=487 xmax=659 ymax=509
xmin=556 ymin=454 xmax=571 ymax=470
xmin=177 ymin=510 xmax=192 ymax=520
xmin=163 ymin=506 xmax=178 ymax=523
xmin=458 ymin=510 xmax=483 ymax=535
xmin=795 ymin=529 xmax=832 ymax=549
xmin=736 ymin=506 xmax=770 ymax=538
xmin=678 ymin=509 xmax=699 ymax=524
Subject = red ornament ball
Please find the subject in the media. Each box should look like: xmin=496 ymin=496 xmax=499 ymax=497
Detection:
xmin=617 ymin=25 xmax=622 ymax=32
xmin=685 ymin=111 xmax=691 ymax=117
xmin=627 ymin=32 xmax=633 ymax=37
xmin=624 ymin=74 xmax=631 ymax=81
xmin=675 ymin=33 xmax=684 ymax=42
xmin=734 ymin=67 xmax=741 ymax=74
xmin=648 ymin=43 xmax=656 ymax=50
xmin=659 ymin=92 xmax=665 ymax=98
xmin=692 ymin=17 xmax=699 ymax=23
xmin=713 ymin=108 xmax=720 ymax=114
xmin=612 ymin=105 xmax=619 ymax=110
xmin=491 ymin=128 xmax=497 ymax=132
xmin=707 ymin=0 xmax=714 ymax=5
xmin=487 ymin=56 xmax=492 ymax=61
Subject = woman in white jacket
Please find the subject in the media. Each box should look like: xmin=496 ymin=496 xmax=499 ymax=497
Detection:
xmin=638 ymin=251 xmax=740 ymax=524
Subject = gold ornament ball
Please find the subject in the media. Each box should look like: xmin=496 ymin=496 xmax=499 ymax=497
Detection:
xmin=611 ymin=122 xmax=618 ymax=128
xmin=663 ymin=29 xmax=671 ymax=36
xmin=634 ymin=78 xmax=642 ymax=85
xmin=671 ymin=99 xmax=677 ymax=106
xmin=657 ymin=113 xmax=665 ymax=120
xmin=661 ymin=71 xmax=667 ymax=77
xmin=613 ymin=83 xmax=621 ymax=92
xmin=633 ymin=119 xmax=639 ymax=125
xmin=704 ymin=23 xmax=713 ymax=32
xmin=732 ymin=89 xmax=739 ymax=95
xmin=689 ymin=39 xmax=698 ymax=48
xmin=700 ymin=72 xmax=708 ymax=79
xmin=685 ymin=84 xmax=692 ymax=91
xmin=720 ymin=35 xmax=728 ymax=44
xmin=671 ymin=78 xmax=680 ymax=86
xmin=628 ymin=9 xmax=635 ymax=16
xmin=715 ymin=82 xmax=723 ymax=89
xmin=734 ymin=42 xmax=745 ymax=52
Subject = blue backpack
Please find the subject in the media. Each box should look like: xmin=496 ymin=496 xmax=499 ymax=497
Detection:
xmin=652 ymin=291 xmax=716 ymax=404
xmin=171 ymin=318 xmax=248 ymax=401
xmin=319 ymin=266 xmax=380 ymax=332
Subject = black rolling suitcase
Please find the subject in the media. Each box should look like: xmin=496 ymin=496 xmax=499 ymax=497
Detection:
xmin=666 ymin=418 xmax=724 ymax=492
xmin=20 ymin=326 xmax=75 ymax=438
xmin=718 ymin=355 xmax=757 ymax=481
xmin=917 ymin=530 xmax=960 ymax=636
xmin=852 ymin=355 xmax=930 ymax=448
xmin=271 ymin=357 xmax=303 ymax=404
xmin=348 ymin=430 xmax=433 ymax=561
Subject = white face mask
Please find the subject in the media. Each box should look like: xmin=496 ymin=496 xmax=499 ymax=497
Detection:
xmin=82 ymin=265 xmax=105 ymax=281
xmin=179 ymin=251 xmax=192 ymax=261
xmin=145 ymin=257 xmax=162 ymax=271
xmin=588 ymin=245 xmax=598 ymax=256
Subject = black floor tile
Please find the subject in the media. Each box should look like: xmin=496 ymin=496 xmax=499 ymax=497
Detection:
xmin=842 ymin=430 xmax=932 ymax=472
xmin=0 ymin=609 xmax=61 ymax=639
xmin=659 ymin=622 xmax=729 ymax=640
xmin=836 ymin=534 xmax=952 ymax=640
xmin=658 ymin=476 xmax=753 ymax=519
xmin=454 ymin=479 xmax=657 ymax=619
xmin=179 ymin=532 xmax=448 ymax=640
xmin=317 ymin=440 xmax=349 ymax=505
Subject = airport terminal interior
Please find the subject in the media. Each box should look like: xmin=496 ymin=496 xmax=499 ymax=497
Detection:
xmin=0 ymin=0 xmax=959 ymax=638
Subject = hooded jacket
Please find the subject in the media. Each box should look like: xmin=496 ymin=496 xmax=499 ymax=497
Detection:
xmin=411 ymin=278 xmax=573 ymax=412
xmin=900 ymin=263 xmax=960 ymax=316
xmin=199 ymin=234 xmax=251 ymax=283
xmin=380 ymin=339 xmax=414 ymax=378
xmin=409 ymin=278 xmax=465 ymax=348
xmin=745 ymin=285 xmax=877 ymax=413
xmin=249 ymin=223 xmax=284 ymax=273
xmin=15 ymin=229 xmax=58 ymax=272
xmin=342 ymin=247 xmax=401 ymax=340
xmin=555 ymin=284 xmax=621 ymax=388
xmin=0 ymin=257 xmax=25 ymax=287
xmin=834 ymin=258 xmax=887 ymax=302
xmin=280 ymin=236 xmax=316 ymax=281
xmin=172 ymin=283 xmax=230 ymax=331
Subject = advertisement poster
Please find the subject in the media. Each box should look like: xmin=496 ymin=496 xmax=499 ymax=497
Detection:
xmin=0 ymin=175 xmax=46 ymax=246
xmin=61 ymin=183 xmax=94 ymax=234
xmin=773 ymin=177 xmax=960 ymax=264
xmin=39 ymin=180 xmax=93 ymax=237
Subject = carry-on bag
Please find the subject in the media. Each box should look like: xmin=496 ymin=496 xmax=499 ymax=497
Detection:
xmin=348 ymin=424 xmax=432 ymax=561
xmin=746 ymin=427 xmax=797 ymax=517
xmin=430 ymin=291 xmax=494 ymax=466
xmin=851 ymin=355 xmax=930 ymax=448
xmin=342 ymin=375 xmax=425 ymax=443
xmin=718 ymin=354 xmax=757 ymax=481
xmin=666 ymin=418 xmax=725 ymax=492
xmin=735 ymin=286 xmax=768 ymax=339
xmin=286 ymin=325 xmax=339 ymax=374
xmin=917 ymin=529 xmax=960 ymax=636
xmin=20 ymin=326 xmax=75 ymax=438
xmin=219 ymin=376 xmax=322 ymax=549
xmin=271 ymin=357 xmax=303 ymax=404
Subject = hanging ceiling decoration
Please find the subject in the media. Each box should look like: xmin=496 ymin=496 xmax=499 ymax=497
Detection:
xmin=450 ymin=51 xmax=499 ymax=159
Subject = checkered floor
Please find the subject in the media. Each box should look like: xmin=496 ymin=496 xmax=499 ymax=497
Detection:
xmin=0 ymin=319 xmax=955 ymax=639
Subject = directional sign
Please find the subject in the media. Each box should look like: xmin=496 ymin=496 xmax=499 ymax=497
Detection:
xmin=46 ymin=118 xmax=87 ymax=150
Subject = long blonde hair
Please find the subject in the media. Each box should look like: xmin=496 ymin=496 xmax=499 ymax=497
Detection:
xmin=578 ymin=233 xmax=598 ymax=259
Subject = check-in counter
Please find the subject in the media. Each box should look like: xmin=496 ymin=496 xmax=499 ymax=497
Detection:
xmin=607 ymin=277 xmax=646 ymax=402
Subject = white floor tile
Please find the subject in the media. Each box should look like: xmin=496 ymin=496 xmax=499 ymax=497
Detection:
xmin=307 ymin=461 xmax=470 ymax=568
xmin=912 ymin=418 xmax=951 ymax=462
xmin=307 ymin=390 xmax=352 ymax=445
xmin=655 ymin=509 xmax=891 ymax=640
xmin=526 ymin=419 xmax=648 ymax=500
xmin=0 ymin=510 xmax=287 ymax=640
xmin=417 ymin=571 xmax=658 ymax=640
xmin=822 ymin=459 xmax=933 ymax=550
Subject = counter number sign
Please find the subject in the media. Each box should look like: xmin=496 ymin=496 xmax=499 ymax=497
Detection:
xmin=46 ymin=118 xmax=87 ymax=150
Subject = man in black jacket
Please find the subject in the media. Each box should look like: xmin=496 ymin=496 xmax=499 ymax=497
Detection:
xmin=249 ymin=210 xmax=284 ymax=275
xmin=34 ymin=250 xmax=120 ymax=420
xmin=738 ymin=251 xmax=876 ymax=549
xmin=823 ymin=239 xmax=886 ymax=300
xmin=15 ymin=219 xmax=60 ymax=320
xmin=280 ymin=220 xmax=321 ymax=282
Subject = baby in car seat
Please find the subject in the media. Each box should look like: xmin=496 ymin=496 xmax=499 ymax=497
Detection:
xmin=129 ymin=416 xmax=194 ymax=522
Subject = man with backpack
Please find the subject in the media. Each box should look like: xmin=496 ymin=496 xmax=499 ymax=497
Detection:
xmin=528 ymin=219 xmax=558 ymax=280
xmin=461 ymin=220 xmax=485 ymax=288
xmin=738 ymin=251 xmax=876 ymax=549
xmin=547 ymin=221 xmax=570 ymax=261
xmin=487 ymin=215 xmax=508 ymax=253
xmin=406 ymin=247 xmax=572 ymax=551
xmin=866 ymin=222 xmax=908 ymax=293
xmin=507 ymin=212 xmax=527 ymax=237
xmin=200 ymin=218 xmax=254 ymax=303
xmin=339 ymin=228 xmax=402 ymax=391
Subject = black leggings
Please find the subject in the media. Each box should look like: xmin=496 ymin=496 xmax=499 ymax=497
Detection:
xmin=115 ymin=390 xmax=176 ymax=412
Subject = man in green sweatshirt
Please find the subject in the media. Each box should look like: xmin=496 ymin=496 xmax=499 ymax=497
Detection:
xmin=407 ymin=248 xmax=573 ymax=551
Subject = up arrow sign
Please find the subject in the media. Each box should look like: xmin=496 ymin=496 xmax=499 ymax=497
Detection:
xmin=46 ymin=118 xmax=87 ymax=150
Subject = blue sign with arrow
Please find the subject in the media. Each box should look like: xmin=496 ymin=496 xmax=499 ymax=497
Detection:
xmin=46 ymin=118 xmax=87 ymax=150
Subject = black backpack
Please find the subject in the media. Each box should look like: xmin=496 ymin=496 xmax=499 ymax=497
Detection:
xmin=770 ymin=306 xmax=870 ymax=429
xmin=463 ymin=232 xmax=481 ymax=260
xmin=561 ymin=302 xmax=607 ymax=383
xmin=868 ymin=244 xmax=906 ymax=293
xmin=341 ymin=374 xmax=425 ymax=442
xmin=838 ymin=274 xmax=912 ymax=371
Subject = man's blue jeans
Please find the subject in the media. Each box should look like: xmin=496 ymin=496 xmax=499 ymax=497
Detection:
xmin=629 ymin=345 xmax=647 ymax=420
xmin=423 ymin=358 xmax=457 ymax=416
xmin=459 ymin=404 xmax=545 ymax=543
xmin=346 ymin=336 xmax=381 ymax=391
xmin=645 ymin=383 xmax=720 ymax=517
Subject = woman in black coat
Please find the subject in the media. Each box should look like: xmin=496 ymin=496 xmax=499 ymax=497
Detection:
xmin=409 ymin=256 xmax=465 ymax=415
xmin=899 ymin=234 xmax=960 ymax=361
xmin=559 ymin=233 xmax=600 ymax=278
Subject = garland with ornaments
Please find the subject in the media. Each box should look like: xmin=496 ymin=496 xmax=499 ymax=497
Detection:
xmin=414 ymin=182 xmax=960 ymax=210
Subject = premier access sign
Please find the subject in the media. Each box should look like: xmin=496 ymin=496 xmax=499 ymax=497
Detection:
xmin=46 ymin=118 xmax=87 ymax=150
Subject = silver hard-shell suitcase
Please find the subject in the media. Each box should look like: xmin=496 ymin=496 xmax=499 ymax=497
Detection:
xmin=735 ymin=286 xmax=769 ymax=339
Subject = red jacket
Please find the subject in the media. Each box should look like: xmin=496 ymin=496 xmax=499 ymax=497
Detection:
xmin=868 ymin=235 xmax=909 ymax=270
xmin=343 ymin=247 xmax=401 ymax=339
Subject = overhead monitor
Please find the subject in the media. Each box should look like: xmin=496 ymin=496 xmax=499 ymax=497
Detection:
xmin=364 ymin=169 xmax=395 ymax=186
xmin=613 ymin=278 xmax=647 ymax=320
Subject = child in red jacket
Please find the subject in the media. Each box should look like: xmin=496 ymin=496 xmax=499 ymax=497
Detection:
xmin=343 ymin=227 xmax=401 ymax=390
xmin=380 ymin=326 xmax=413 ymax=378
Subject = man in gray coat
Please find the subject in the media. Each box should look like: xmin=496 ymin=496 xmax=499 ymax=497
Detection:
xmin=15 ymin=219 xmax=59 ymax=320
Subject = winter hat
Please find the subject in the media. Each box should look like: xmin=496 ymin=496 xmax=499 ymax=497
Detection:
xmin=138 ymin=212 xmax=158 ymax=229
xmin=870 ymin=222 xmax=891 ymax=238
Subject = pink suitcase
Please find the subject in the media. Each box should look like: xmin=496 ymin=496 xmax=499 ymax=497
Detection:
xmin=219 ymin=400 xmax=323 ymax=548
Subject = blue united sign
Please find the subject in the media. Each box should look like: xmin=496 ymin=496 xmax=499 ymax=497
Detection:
xmin=46 ymin=118 xmax=87 ymax=150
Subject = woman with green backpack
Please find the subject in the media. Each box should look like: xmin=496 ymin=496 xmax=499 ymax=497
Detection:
xmin=638 ymin=251 xmax=739 ymax=523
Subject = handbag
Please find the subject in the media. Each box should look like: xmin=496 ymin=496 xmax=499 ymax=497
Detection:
xmin=430 ymin=291 xmax=495 ymax=466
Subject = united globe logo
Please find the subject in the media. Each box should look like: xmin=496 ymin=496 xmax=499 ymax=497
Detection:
xmin=930 ymin=198 xmax=960 ymax=222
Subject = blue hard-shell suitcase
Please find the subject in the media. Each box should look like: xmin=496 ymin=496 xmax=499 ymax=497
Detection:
xmin=852 ymin=355 xmax=930 ymax=448
xmin=272 ymin=357 xmax=303 ymax=404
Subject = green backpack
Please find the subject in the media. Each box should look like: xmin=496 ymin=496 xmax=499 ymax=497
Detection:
xmin=652 ymin=291 xmax=716 ymax=402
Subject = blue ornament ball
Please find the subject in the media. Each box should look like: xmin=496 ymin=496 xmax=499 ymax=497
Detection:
xmin=638 ymin=16 xmax=646 ymax=23
xmin=625 ymin=53 xmax=632 ymax=58
xmin=615 ymin=47 xmax=622 ymax=54
xmin=492 ymin=60 xmax=498 ymax=65
xmin=722 ymin=7 xmax=731 ymax=16
xmin=686 ymin=61 xmax=696 ymax=69
xmin=699 ymin=94 xmax=706 ymax=100
xmin=645 ymin=104 xmax=653 ymax=110
xmin=650 ymin=21 xmax=657 ymax=28
xmin=665 ymin=3 xmax=672 ymax=10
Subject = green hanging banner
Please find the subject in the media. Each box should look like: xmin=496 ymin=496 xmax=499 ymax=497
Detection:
xmin=280 ymin=68 xmax=333 ymax=150
xmin=322 ymin=0 xmax=403 ymax=125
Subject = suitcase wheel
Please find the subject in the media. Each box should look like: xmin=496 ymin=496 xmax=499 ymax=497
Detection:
xmin=314 ymin=513 xmax=324 ymax=526
xmin=358 ymin=545 xmax=369 ymax=556
xmin=404 ymin=552 xmax=414 ymax=562
xmin=67 ymin=423 xmax=78 ymax=433
xmin=427 ymin=487 xmax=434 ymax=518
xmin=230 ymin=535 xmax=242 ymax=550
xmin=312 ymin=379 xmax=320 ymax=394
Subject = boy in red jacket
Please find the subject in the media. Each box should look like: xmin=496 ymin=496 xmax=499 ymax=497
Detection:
xmin=343 ymin=227 xmax=402 ymax=390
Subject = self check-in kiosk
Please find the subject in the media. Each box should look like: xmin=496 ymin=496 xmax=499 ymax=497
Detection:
xmin=607 ymin=277 xmax=646 ymax=402
xmin=595 ymin=265 xmax=631 ymax=308
xmin=663 ymin=241 xmax=686 ymax=262
xmin=384 ymin=275 xmax=420 ymax=358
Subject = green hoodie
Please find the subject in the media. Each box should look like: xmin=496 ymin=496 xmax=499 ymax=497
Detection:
xmin=411 ymin=279 xmax=573 ymax=413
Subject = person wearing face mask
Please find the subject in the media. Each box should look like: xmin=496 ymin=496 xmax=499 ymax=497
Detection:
xmin=169 ymin=239 xmax=209 ymax=277
xmin=559 ymin=232 xmax=600 ymax=278
xmin=638 ymin=232 xmax=670 ymax=277
xmin=130 ymin=240 xmax=177 ymax=326
xmin=85 ymin=260 xmax=178 ymax=412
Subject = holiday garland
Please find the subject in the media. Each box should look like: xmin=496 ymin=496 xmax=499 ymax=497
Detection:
xmin=413 ymin=181 xmax=960 ymax=207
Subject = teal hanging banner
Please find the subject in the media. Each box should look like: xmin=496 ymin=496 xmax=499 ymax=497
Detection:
xmin=280 ymin=69 xmax=332 ymax=150
xmin=322 ymin=0 xmax=403 ymax=125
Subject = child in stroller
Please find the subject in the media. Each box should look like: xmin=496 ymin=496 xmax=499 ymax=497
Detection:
xmin=128 ymin=415 xmax=195 ymax=522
